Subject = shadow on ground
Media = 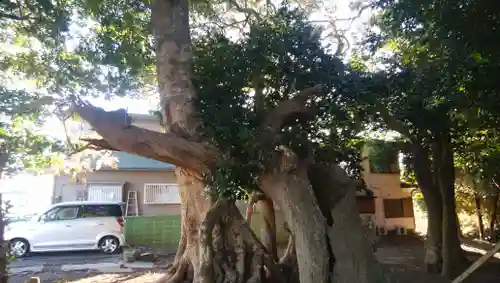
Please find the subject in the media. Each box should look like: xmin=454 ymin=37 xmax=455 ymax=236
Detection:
xmin=9 ymin=236 xmax=500 ymax=283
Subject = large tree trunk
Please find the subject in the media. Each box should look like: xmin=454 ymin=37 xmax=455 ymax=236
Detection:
xmin=160 ymin=171 xmax=286 ymax=283
xmin=324 ymin=168 xmax=387 ymax=283
xmin=261 ymin=150 xmax=388 ymax=283
xmin=412 ymin=142 xmax=443 ymax=273
xmin=162 ymin=170 xmax=212 ymax=282
xmin=422 ymin=188 xmax=444 ymax=273
xmin=474 ymin=193 xmax=485 ymax=239
xmin=151 ymin=1 xmax=275 ymax=282
xmin=312 ymin=164 xmax=386 ymax=282
xmin=434 ymin=130 xmax=468 ymax=278
xmin=260 ymin=148 xmax=330 ymax=283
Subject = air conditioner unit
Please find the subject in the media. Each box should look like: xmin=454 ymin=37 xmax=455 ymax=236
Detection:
xmin=396 ymin=226 xmax=408 ymax=235
xmin=376 ymin=226 xmax=388 ymax=236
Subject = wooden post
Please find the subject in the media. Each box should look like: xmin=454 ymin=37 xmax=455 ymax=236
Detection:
xmin=451 ymin=241 xmax=500 ymax=283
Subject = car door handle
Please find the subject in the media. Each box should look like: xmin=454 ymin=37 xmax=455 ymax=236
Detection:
xmin=97 ymin=223 xmax=105 ymax=226
xmin=66 ymin=225 xmax=72 ymax=227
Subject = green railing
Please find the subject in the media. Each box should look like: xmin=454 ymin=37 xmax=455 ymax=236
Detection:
xmin=124 ymin=212 xmax=290 ymax=251
xmin=124 ymin=215 xmax=181 ymax=250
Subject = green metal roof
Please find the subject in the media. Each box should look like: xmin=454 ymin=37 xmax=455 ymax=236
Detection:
xmin=112 ymin=151 xmax=174 ymax=170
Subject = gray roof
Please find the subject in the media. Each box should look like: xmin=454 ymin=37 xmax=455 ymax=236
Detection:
xmin=112 ymin=151 xmax=174 ymax=170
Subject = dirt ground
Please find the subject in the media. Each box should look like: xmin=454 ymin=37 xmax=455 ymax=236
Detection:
xmin=9 ymin=236 xmax=500 ymax=283
xmin=377 ymin=235 xmax=500 ymax=283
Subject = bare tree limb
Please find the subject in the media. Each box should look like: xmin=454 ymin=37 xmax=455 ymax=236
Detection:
xmin=262 ymin=84 xmax=323 ymax=132
xmin=227 ymin=0 xmax=263 ymax=22
xmin=80 ymin=139 xmax=116 ymax=151
xmin=0 ymin=12 xmax=23 ymax=21
xmin=373 ymin=100 xmax=412 ymax=139
xmin=72 ymin=99 xmax=217 ymax=173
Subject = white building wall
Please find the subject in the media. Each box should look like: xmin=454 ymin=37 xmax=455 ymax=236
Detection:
xmin=361 ymin=146 xmax=415 ymax=231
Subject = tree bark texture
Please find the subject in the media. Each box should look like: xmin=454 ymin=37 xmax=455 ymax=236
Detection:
xmin=161 ymin=169 xmax=213 ymax=282
xmin=412 ymin=143 xmax=443 ymax=273
xmin=260 ymin=148 xmax=330 ymax=283
xmin=433 ymin=131 xmax=468 ymax=278
xmin=279 ymin=229 xmax=299 ymax=283
xmin=152 ymin=0 xmax=198 ymax=134
xmin=309 ymin=163 xmax=386 ymax=283
xmin=261 ymin=149 xmax=388 ymax=283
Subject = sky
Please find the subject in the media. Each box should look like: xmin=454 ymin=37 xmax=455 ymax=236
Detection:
xmin=2 ymin=1 xmax=373 ymax=216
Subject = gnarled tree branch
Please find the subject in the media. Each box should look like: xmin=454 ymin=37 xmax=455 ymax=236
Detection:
xmin=72 ymin=100 xmax=217 ymax=173
xmin=370 ymin=98 xmax=413 ymax=139
xmin=262 ymin=84 xmax=323 ymax=132
xmin=72 ymin=84 xmax=322 ymax=174
xmin=80 ymin=139 xmax=116 ymax=151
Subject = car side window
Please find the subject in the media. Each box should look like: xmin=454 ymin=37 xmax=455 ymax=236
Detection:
xmin=81 ymin=205 xmax=113 ymax=218
xmin=45 ymin=206 xmax=80 ymax=221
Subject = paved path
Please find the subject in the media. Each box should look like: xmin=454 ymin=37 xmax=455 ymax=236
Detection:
xmin=8 ymin=251 xmax=156 ymax=276
xmin=10 ymin=251 xmax=120 ymax=268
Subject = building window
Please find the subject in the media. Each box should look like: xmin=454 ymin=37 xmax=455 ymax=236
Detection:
xmin=384 ymin=198 xmax=414 ymax=218
xmin=144 ymin=183 xmax=180 ymax=204
xmin=357 ymin=198 xmax=376 ymax=214
xmin=87 ymin=184 xmax=123 ymax=202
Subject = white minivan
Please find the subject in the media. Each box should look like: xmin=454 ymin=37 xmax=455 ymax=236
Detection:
xmin=4 ymin=201 xmax=126 ymax=257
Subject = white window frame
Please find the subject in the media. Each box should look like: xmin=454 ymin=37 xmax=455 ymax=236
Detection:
xmin=144 ymin=183 xmax=180 ymax=204
xmin=87 ymin=183 xmax=124 ymax=202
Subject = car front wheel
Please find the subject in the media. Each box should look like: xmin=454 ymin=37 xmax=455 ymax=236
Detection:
xmin=98 ymin=236 xmax=120 ymax=254
xmin=9 ymin=238 xmax=29 ymax=258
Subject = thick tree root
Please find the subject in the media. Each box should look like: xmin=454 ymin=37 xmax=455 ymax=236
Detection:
xmin=156 ymin=199 xmax=289 ymax=283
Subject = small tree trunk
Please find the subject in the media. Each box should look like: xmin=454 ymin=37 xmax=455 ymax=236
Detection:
xmin=474 ymin=194 xmax=485 ymax=240
xmin=255 ymin=196 xmax=278 ymax=261
xmin=245 ymin=192 xmax=278 ymax=261
xmin=489 ymin=192 xmax=499 ymax=240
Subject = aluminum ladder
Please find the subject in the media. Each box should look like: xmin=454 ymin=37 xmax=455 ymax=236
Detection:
xmin=125 ymin=190 xmax=139 ymax=216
